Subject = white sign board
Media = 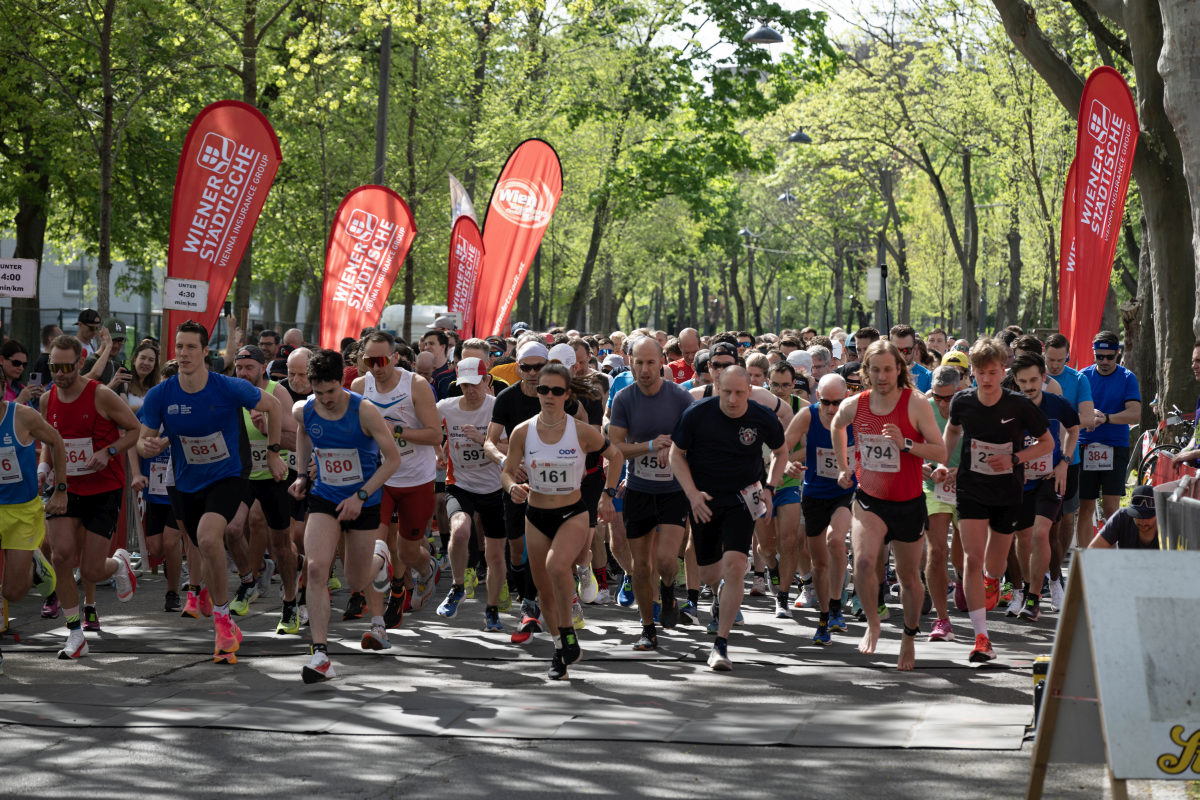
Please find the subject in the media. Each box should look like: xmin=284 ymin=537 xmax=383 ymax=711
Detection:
xmin=163 ymin=277 xmax=209 ymax=313
xmin=866 ymin=266 xmax=882 ymax=302
xmin=0 ymin=258 xmax=38 ymax=298
xmin=1028 ymin=550 xmax=1200 ymax=799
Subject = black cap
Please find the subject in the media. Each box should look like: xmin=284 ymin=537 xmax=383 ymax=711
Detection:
xmin=235 ymin=345 xmax=266 ymax=364
xmin=104 ymin=319 xmax=126 ymax=340
xmin=710 ymin=341 xmax=739 ymax=359
xmin=1128 ymin=485 xmax=1156 ymax=519
xmin=78 ymin=309 xmax=101 ymax=325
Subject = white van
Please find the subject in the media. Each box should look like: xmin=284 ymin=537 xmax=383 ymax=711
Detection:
xmin=378 ymin=304 xmax=449 ymax=341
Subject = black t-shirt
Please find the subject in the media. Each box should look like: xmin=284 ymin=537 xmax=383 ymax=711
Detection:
xmin=491 ymin=381 xmax=579 ymax=437
xmin=1098 ymin=508 xmax=1159 ymax=549
xmin=672 ymin=397 xmax=784 ymax=498
xmin=279 ymin=378 xmax=309 ymax=404
xmin=949 ymin=387 xmax=1049 ymax=505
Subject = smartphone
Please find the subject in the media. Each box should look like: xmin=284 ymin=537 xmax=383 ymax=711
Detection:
xmin=29 ymin=374 xmax=43 ymax=388
xmin=224 ymin=301 xmax=232 ymax=317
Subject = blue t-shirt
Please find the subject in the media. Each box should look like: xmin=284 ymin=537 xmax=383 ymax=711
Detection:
xmin=1023 ymin=392 xmax=1080 ymax=491
xmin=607 ymin=371 xmax=635 ymax=409
xmin=1048 ymin=365 xmax=1092 ymax=464
xmin=140 ymin=372 xmax=262 ymax=493
xmin=1079 ymin=364 xmax=1139 ymax=448
xmin=911 ymin=362 xmax=932 ymax=393
xmin=610 ymin=380 xmax=695 ymax=494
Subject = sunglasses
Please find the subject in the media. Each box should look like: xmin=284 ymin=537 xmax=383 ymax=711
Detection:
xmin=897 ymin=346 xmax=915 ymax=355
xmin=1093 ymin=352 xmax=1117 ymax=361
xmin=489 ymin=350 xmax=504 ymax=358
xmin=933 ymin=393 xmax=955 ymax=404
xmin=1131 ymin=494 xmax=1155 ymax=511
xmin=536 ymin=384 xmax=567 ymax=396
xmin=737 ymin=342 xmax=753 ymax=349
xmin=710 ymin=361 xmax=736 ymax=370
xmin=363 ymin=355 xmax=390 ymax=368
xmin=599 ymin=349 xmax=612 ymax=356
xmin=818 ymin=398 xmax=842 ymax=407
xmin=8 ymin=360 xmax=26 ymax=368
xmin=520 ymin=361 xmax=547 ymax=373
xmin=50 ymin=362 xmax=77 ymax=374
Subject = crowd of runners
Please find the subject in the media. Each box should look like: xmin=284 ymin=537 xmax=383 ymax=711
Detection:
xmin=0 ymin=309 xmax=1178 ymax=680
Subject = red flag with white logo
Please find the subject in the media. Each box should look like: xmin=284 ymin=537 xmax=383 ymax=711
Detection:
xmin=1068 ymin=67 xmax=1138 ymax=368
xmin=319 ymin=185 xmax=416 ymax=350
xmin=165 ymin=100 xmax=281 ymax=358
xmin=447 ymin=215 xmax=484 ymax=340
xmin=1058 ymin=158 xmax=1078 ymax=337
xmin=473 ymin=139 xmax=562 ymax=337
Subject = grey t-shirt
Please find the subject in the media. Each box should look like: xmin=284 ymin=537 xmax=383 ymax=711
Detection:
xmin=1098 ymin=508 xmax=1159 ymax=549
xmin=610 ymin=379 xmax=695 ymax=494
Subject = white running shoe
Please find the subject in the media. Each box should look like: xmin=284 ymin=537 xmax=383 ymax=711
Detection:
xmin=1049 ymin=578 xmax=1065 ymax=612
xmin=750 ymin=575 xmax=769 ymax=596
xmin=112 ymin=548 xmax=137 ymax=602
xmin=577 ymin=565 xmax=599 ymax=604
xmin=799 ymin=582 xmax=819 ymax=609
xmin=1005 ymin=589 xmax=1025 ymax=617
xmin=58 ymin=628 xmax=88 ymax=660
xmin=572 ymin=596 xmax=586 ymax=630
xmin=372 ymin=540 xmax=393 ymax=593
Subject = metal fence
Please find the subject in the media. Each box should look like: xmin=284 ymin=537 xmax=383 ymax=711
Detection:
xmin=1152 ymin=477 xmax=1200 ymax=550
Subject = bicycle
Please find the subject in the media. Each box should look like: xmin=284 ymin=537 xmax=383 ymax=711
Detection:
xmin=1126 ymin=401 xmax=1195 ymax=487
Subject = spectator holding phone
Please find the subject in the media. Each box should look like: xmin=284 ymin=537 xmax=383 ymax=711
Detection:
xmin=82 ymin=319 xmax=129 ymax=391
xmin=0 ymin=340 xmax=42 ymax=406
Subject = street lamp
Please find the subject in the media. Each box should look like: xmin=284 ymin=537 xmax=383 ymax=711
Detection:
xmin=743 ymin=21 xmax=783 ymax=44
xmin=778 ymin=190 xmax=795 ymax=205
xmin=787 ymin=128 xmax=813 ymax=144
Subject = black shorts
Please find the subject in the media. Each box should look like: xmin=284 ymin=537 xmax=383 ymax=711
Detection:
xmin=503 ymin=491 xmax=527 ymax=541
xmin=1078 ymin=446 xmax=1130 ymax=500
xmin=435 ymin=481 xmax=446 ymax=493
xmin=580 ymin=470 xmax=604 ymax=527
xmin=169 ymin=477 xmax=247 ymax=545
xmin=956 ymin=494 xmax=1021 ymax=535
xmin=1018 ymin=479 xmax=1063 ymax=530
xmin=855 ymin=490 xmax=927 ymax=544
xmin=691 ymin=498 xmax=756 ymax=567
xmin=287 ymin=469 xmax=307 ymax=522
xmin=525 ymin=499 xmax=589 ymax=540
xmin=446 ymin=485 xmax=506 ymax=540
xmin=144 ymin=501 xmax=178 ymax=537
xmin=243 ymin=477 xmax=292 ymax=531
xmin=307 ymin=494 xmax=383 ymax=532
xmin=623 ymin=487 xmax=690 ymax=539
xmin=801 ymin=493 xmax=854 ymax=538
xmin=48 ymin=489 xmax=122 ymax=539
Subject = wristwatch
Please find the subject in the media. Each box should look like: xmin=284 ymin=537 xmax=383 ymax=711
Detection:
xmin=901 ymin=438 xmax=914 ymax=453
xmin=106 ymin=445 xmax=118 ymax=457
xmin=1011 ymin=453 xmax=1021 ymax=466
xmin=55 ymin=482 xmax=68 ymax=493
xmin=356 ymin=488 xmax=369 ymax=501
xmin=604 ymin=487 xmax=618 ymax=498
xmin=267 ymin=443 xmax=281 ymax=453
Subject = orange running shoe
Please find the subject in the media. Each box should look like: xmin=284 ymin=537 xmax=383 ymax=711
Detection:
xmin=983 ymin=575 xmax=1000 ymax=612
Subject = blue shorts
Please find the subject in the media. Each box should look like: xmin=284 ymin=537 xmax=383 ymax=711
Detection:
xmin=772 ymin=485 xmax=802 ymax=514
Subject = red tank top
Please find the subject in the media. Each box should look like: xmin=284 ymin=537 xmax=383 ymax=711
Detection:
xmin=46 ymin=379 xmax=125 ymax=495
xmin=852 ymin=388 xmax=923 ymax=502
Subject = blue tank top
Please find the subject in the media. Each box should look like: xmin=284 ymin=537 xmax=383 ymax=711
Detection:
xmin=804 ymin=402 xmax=856 ymax=499
xmin=304 ymin=392 xmax=381 ymax=506
xmin=0 ymin=401 xmax=39 ymax=504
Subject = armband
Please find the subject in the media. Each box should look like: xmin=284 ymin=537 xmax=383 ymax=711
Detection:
xmin=38 ymin=462 xmax=52 ymax=477
xmin=902 ymin=625 xmax=920 ymax=637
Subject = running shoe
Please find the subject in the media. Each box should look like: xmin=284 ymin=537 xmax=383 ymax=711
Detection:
xmin=299 ymin=604 xmax=309 ymax=626
xmin=547 ymin=648 xmax=567 ymax=680
xmin=32 ymin=549 xmax=57 ymax=598
xmin=983 ymin=575 xmax=1001 ymax=611
xmin=561 ymin=628 xmax=581 ymax=664
xmin=678 ymin=601 xmax=699 ymax=626
xmin=999 ymin=580 xmax=1014 ymax=605
xmin=213 ymin=615 xmax=242 ymax=664
xmin=617 ymin=574 xmax=635 ymax=607
xmin=660 ymin=591 xmax=679 ymax=629
xmin=774 ymin=595 xmax=791 ymax=619
xmin=954 ymin=581 xmax=967 ymax=612
xmin=793 ymin=594 xmax=805 ymax=609
xmin=463 ymin=567 xmax=477 ymax=600
xmin=412 ymin=559 xmax=437 ymax=611
xmin=652 ymin=602 xmax=660 ymax=624
xmin=846 ymin=593 xmax=864 ymax=621
xmin=921 ymin=589 xmax=933 ymax=617
xmin=577 ymin=564 xmax=599 ymax=604
xmin=498 ymin=581 xmax=511 ymax=613
xmin=877 ymin=602 xmax=890 ymax=621
xmin=968 ymin=633 xmax=995 ymax=664
xmin=181 ymin=591 xmax=201 ymax=619
xmin=572 ymin=596 xmax=586 ymax=630
xmin=197 ymin=587 xmax=214 ymax=617
xmin=302 ymin=649 xmax=336 ymax=683
xmin=511 ymin=602 xmax=542 ymax=644
xmin=484 ymin=608 xmax=503 ymax=632
xmin=361 ymin=624 xmax=392 ymax=650
xmin=342 ymin=591 xmax=366 ymax=621
xmin=230 ymin=582 xmax=257 ymax=616
xmin=41 ymin=594 xmax=61 ymax=619
xmin=811 ymin=625 xmax=832 ymax=646
xmin=82 ymin=605 xmax=101 ymax=632
xmin=928 ymin=617 xmax=954 ymax=642
xmin=328 ymin=575 xmax=342 ymax=592
xmin=633 ymin=629 xmax=658 ymax=651
xmin=276 ymin=605 xmax=301 ymax=636
xmin=163 ymin=591 xmax=182 ymax=614
xmin=1005 ymin=588 xmax=1025 ymax=617
xmin=437 ymin=587 xmax=466 ymax=619
xmin=372 ymin=541 xmax=393 ymax=593
xmin=112 ymin=548 xmax=136 ymax=602
xmin=1019 ymin=595 xmax=1041 ymax=622
xmin=58 ymin=628 xmax=88 ymax=660
xmin=592 ymin=587 xmax=612 ymax=605
xmin=828 ymin=610 xmax=847 ymax=633
xmin=799 ymin=581 xmax=818 ymax=609
xmin=1049 ymin=578 xmax=1065 ymax=612
xmin=256 ymin=558 xmax=276 ymax=599
xmin=707 ymin=639 xmax=733 ymax=671
xmin=384 ymin=587 xmax=407 ymax=629
xmin=750 ymin=575 xmax=769 ymax=596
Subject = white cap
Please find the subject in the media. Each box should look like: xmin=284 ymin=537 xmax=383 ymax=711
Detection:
xmin=787 ymin=350 xmax=813 ymax=372
xmin=831 ymin=340 xmax=844 ymax=359
xmin=516 ymin=341 xmax=549 ymax=362
xmin=547 ymin=343 xmax=577 ymax=368
xmin=455 ymin=357 xmax=488 ymax=385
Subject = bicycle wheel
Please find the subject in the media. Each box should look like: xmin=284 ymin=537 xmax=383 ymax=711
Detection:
xmin=1137 ymin=444 xmax=1182 ymax=486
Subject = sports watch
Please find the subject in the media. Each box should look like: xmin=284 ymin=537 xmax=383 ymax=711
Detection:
xmin=356 ymin=489 xmax=369 ymax=501
xmin=603 ymin=487 xmax=618 ymax=499
xmin=267 ymin=443 xmax=281 ymax=453
xmin=901 ymin=438 xmax=914 ymax=453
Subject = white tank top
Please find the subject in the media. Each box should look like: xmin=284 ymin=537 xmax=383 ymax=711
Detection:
xmin=524 ymin=414 xmax=584 ymax=495
xmin=363 ymin=369 xmax=436 ymax=487
xmin=437 ymin=395 xmax=502 ymax=494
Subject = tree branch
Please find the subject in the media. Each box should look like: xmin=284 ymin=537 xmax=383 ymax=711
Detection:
xmin=990 ymin=0 xmax=1087 ymax=119
xmin=1066 ymin=0 xmax=1132 ymax=63
xmin=1081 ymin=0 xmax=1125 ymax=26
xmin=254 ymin=0 xmax=297 ymax=46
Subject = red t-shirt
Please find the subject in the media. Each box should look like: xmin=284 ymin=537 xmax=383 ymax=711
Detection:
xmin=342 ymin=365 xmax=359 ymax=389
xmin=667 ymin=358 xmax=694 ymax=384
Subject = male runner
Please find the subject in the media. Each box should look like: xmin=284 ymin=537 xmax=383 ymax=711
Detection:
xmin=139 ymin=321 xmax=287 ymax=664
xmin=290 ymin=349 xmax=401 ymax=682
xmin=890 ymin=324 xmax=932 ymax=393
xmin=936 ymin=338 xmax=1052 ymax=664
xmin=830 ymin=341 xmax=945 ymax=670
xmin=42 ymin=335 xmax=141 ymax=658
xmin=667 ymin=328 xmax=700 ymax=384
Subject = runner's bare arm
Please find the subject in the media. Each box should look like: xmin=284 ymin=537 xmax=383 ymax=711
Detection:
xmin=18 ymin=404 xmax=67 ymax=488
xmin=830 ymin=394 xmax=859 ymax=475
xmin=783 ymin=405 xmax=811 ymax=454
xmin=940 ymin=420 xmax=962 ymax=473
xmin=484 ymin=421 xmax=510 ymax=463
xmin=92 ymin=385 xmax=143 ymax=467
xmin=349 ymin=375 xmax=365 ymax=394
xmin=500 ymin=423 xmax=530 ymax=503
xmin=273 ymin=382 xmax=298 ymax=451
xmin=358 ymin=402 xmax=403 ymax=495
xmin=399 ymin=375 xmax=445 ymax=445
xmin=908 ymin=391 xmax=946 ymax=464
xmin=766 ymin=443 xmax=789 ymax=488
xmin=251 ymin=388 xmax=287 ymax=480
xmin=1103 ymin=398 xmax=1141 ymax=426
xmin=752 ymin=386 xmax=793 ymax=427
xmin=289 ymin=401 xmax=313 ymax=499
xmin=83 ymin=328 xmax=112 ymax=380
xmin=137 ymin=423 xmax=169 ymax=458
xmin=668 ymin=441 xmax=712 ymax=523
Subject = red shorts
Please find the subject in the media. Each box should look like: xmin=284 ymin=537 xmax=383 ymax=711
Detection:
xmin=380 ymin=482 xmax=436 ymax=541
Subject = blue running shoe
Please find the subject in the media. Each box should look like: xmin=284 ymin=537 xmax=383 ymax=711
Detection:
xmin=812 ymin=625 xmax=832 ymax=646
xmin=483 ymin=608 xmax=503 ymax=632
xmin=617 ymin=574 xmax=635 ymax=607
xmin=652 ymin=602 xmax=660 ymax=623
xmin=828 ymin=610 xmax=847 ymax=633
xmin=678 ymin=601 xmax=699 ymax=626
xmin=437 ymin=587 xmax=465 ymax=618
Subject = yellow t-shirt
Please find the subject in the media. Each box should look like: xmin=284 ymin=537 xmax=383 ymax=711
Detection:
xmin=491 ymin=362 xmax=519 ymax=387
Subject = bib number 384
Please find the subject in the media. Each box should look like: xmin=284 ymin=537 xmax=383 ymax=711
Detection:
xmin=1083 ymin=443 xmax=1114 ymax=472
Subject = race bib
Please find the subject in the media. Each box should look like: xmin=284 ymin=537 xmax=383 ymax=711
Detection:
xmin=933 ymin=481 xmax=956 ymax=504
xmin=317 ymin=448 xmax=364 ymax=486
xmin=149 ymin=456 xmax=175 ymax=496
xmin=1025 ymin=453 xmax=1053 ymax=480
xmin=815 ymin=446 xmax=839 ymax=479
xmin=249 ymin=442 xmax=270 ymax=470
xmin=64 ymin=437 xmax=95 ymax=476
xmin=287 ymin=449 xmax=298 ymax=472
xmin=0 ymin=446 xmax=21 ymax=484
xmin=529 ymin=457 xmax=577 ymax=494
xmin=453 ymin=438 xmax=488 ymax=469
xmin=858 ymin=434 xmax=900 ymax=473
xmin=394 ymin=427 xmax=415 ymax=460
xmin=740 ymin=481 xmax=769 ymax=519
xmin=181 ymin=432 xmax=230 ymax=465
xmin=631 ymin=450 xmax=673 ymax=482
xmin=970 ymin=439 xmax=1014 ymax=476
xmin=1083 ymin=443 xmax=1114 ymax=472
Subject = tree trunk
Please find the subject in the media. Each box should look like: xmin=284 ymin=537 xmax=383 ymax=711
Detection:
xmin=728 ymin=252 xmax=746 ymax=331
xmin=746 ymin=245 xmax=761 ymax=331
xmin=261 ymin=278 xmax=277 ymax=327
xmin=10 ymin=153 xmax=49 ymax=353
xmin=688 ymin=261 xmax=698 ymax=330
xmin=1005 ymin=206 xmax=1022 ymax=327
xmin=96 ymin=0 xmax=115 ymax=316
xmin=832 ymin=241 xmax=845 ymax=327
xmin=569 ymin=190 xmax=611 ymax=330
xmin=401 ymin=9 xmax=421 ymax=344
xmin=462 ymin=0 xmax=496 ymax=199
xmin=1129 ymin=215 xmax=1157 ymax=430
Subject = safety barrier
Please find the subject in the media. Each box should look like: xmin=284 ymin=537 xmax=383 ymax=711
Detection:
xmin=1152 ymin=476 xmax=1200 ymax=550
